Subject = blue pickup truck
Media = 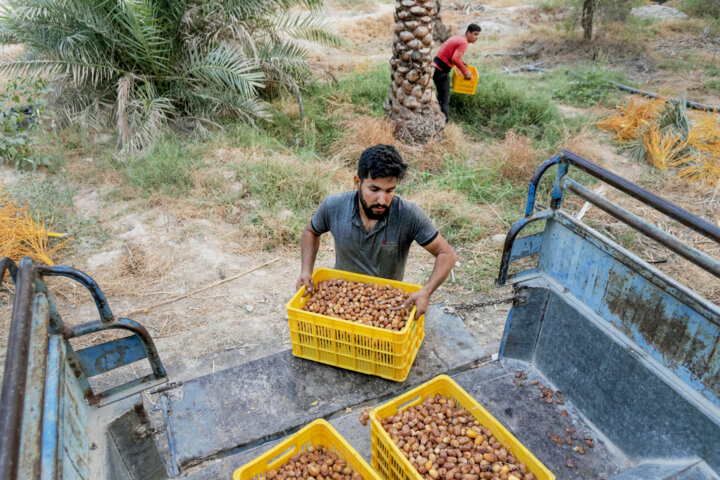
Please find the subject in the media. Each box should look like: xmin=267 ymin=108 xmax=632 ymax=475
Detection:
xmin=1 ymin=150 xmax=718 ymax=479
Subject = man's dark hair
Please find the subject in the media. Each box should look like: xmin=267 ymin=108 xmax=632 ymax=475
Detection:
xmin=357 ymin=144 xmax=408 ymax=181
xmin=466 ymin=23 xmax=481 ymax=33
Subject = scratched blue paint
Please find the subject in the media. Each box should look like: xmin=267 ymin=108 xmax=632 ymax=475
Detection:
xmin=509 ymin=232 xmax=543 ymax=261
xmin=40 ymin=336 xmax=62 ymax=480
xmin=524 ymin=154 xmax=560 ymax=216
xmin=76 ymin=335 xmax=146 ymax=377
xmin=550 ymin=161 xmax=569 ymax=210
xmin=524 ymin=183 xmax=537 ymax=217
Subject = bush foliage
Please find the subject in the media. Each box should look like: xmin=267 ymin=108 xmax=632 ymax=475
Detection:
xmin=0 ymin=0 xmax=342 ymax=154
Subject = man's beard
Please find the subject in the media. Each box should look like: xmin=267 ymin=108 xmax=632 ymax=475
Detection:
xmin=358 ymin=189 xmax=390 ymax=220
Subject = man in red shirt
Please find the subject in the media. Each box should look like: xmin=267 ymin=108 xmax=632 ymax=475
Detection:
xmin=433 ymin=24 xmax=481 ymax=123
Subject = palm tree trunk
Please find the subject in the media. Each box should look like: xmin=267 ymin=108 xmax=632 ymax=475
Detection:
xmin=384 ymin=0 xmax=445 ymax=144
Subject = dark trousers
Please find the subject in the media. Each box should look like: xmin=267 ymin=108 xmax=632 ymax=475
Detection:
xmin=433 ymin=67 xmax=450 ymax=123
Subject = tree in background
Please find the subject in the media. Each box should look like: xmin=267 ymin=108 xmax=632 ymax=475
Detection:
xmin=0 ymin=0 xmax=342 ymax=154
xmin=577 ymin=0 xmax=632 ymax=41
xmin=386 ymin=0 xmax=445 ymax=144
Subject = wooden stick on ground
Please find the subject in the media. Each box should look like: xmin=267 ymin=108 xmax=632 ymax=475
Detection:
xmin=122 ymin=258 xmax=281 ymax=318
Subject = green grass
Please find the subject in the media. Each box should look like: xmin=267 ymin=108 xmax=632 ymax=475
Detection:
xmin=705 ymin=79 xmax=720 ymax=94
xmin=121 ymin=135 xmax=204 ymax=196
xmin=449 ymin=74 xmax=564 ymax=146
xmin=546 ymin=65 xmax=630 ymax=107
xmin=337 ymin=64 xmax=389 ymax=116
xmin=681 ymin=0 xmax=720 ymax=19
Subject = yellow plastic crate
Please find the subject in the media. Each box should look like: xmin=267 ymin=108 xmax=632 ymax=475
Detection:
xmin=233 ymin=419 xmax=381 ymax=480
xmin=452 ymin=65 xmax=479 ymax=95
xmin=370 ymin=375 xmax=556 ymax=480
xmin=287 ymin=268 xmax=425 ymax=382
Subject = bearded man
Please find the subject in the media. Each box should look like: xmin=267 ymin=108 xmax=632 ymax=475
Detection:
xmin=296 ymin=144 xmax=456 ymax=316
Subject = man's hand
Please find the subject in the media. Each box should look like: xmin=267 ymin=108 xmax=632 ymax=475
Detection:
xmin=296 ymin=272 xmax=314 ymax=296
xmin=403 ymin=288 xmax=431 ymax=317
xmin=464 ymin=72 xmax=473 ymax=81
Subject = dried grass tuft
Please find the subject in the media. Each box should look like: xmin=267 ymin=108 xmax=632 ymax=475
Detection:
xmin=489 ymin=130 xmax=544 ymax=184
xmin=331 ymin=115 xmax=464 ymax=173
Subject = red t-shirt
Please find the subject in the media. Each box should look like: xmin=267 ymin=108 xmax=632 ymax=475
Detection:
xmin=434 ymin=34 xmax=471 ymax=77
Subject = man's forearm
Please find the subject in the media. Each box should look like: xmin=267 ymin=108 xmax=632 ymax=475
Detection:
xmin=421 ymin=249 xmax=456 ymax=294
xmin=300 ymin=228 xmax=321 ymax=275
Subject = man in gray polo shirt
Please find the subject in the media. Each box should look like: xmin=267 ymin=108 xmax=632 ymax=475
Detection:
xmin=296 ymin=144 xmax=456 ymax=316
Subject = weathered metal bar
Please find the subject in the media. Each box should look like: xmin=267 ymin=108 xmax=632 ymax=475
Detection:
xmin=0 ymin=257 xmax=18 ymax=284
xmin=40 ymin=336 xmax=63 ymax=480
xmin=37 ymin=265 xmax=115 ymax=323
xmin=33 ymin=280 xmax=65 ymax=335
xmin=153 ymin=393 xmax=181 ymax=477
xmin=564 ymin=178 xmax=720 ymax=279
xmin=65 ymin=318 xmax=165 ymax=379
xmin=524 ymin=155 xmax=560 ymax=217
xmin=0 ymin=258 xmax=36 ymax=480
xmin=560 ymin=150 xmax=720 ymax=244
xmin=550 ymin=158 xmax=569 ymax=210
xmin=19 ymin=292 xmax=50 ymax=477
xmin=498 ymin=210 xmax=553 ymax=286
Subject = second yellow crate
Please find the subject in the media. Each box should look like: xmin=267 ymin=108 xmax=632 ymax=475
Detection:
xmin=233 ymin=419 xmax=380 ymax=480
xmin=286 ymin=268 xmax=425 ymax=382
xmin=452 ymin=65 xmax=479 ymax=95
xmin=370 ymin=375 xmax=555 ymax=480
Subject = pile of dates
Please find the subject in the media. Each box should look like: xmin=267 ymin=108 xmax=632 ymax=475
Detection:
xmin=380 ymin=394 xmax=537 ymax=480
xmin=301 ymin=279 xmax=412 ymax=331
xmin=265 ymin=445 xmax=363 ymax=480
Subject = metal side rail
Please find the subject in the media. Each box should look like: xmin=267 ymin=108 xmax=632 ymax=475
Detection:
xmin=500 ymin=149 xmax=720 ymax=285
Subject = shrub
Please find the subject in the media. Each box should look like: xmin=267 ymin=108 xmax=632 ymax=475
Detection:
xmin=0 ymin=0 xmax=342 ymax=154
xmin=0 ymin=77 xmax=57 ymax=169
xmin=552 ymin=66 xmax=627 ymax=106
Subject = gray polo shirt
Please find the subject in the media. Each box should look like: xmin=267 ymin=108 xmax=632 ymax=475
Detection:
xmin=311 ymin=191 xmax=439 ymax=281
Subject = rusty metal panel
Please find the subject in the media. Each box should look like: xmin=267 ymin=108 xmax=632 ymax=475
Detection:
xmin=536 ymin=215 xmax=720 ymax=406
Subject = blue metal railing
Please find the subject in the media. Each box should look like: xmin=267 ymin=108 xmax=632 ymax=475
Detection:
xmin=499 ymin=150 xmax=720 ymax=285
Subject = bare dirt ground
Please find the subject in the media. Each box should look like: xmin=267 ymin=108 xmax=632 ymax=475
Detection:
xmin=2 ymin=0 xmax=719 ymax=386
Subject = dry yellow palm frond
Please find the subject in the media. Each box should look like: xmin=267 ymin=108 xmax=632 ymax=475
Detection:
xmin=597 ymin=98 xmax=666 ymax=142
xmin=692 ymin=113 xmax=720 ymax=142
xmin=643 ymin=125 xmax=686 ymax=171
xmin=0 ymin=189 xmax=66 ymax=265
xmin=675 ymin=153 xmax=720 ymax=187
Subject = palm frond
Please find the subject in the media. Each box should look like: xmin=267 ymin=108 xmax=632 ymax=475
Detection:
xmin=270 ymin=12 xmax=345 ymax=46
xmin=0 ymin=50 xmax=122 ymax=86
xmin=111 ymin=0 xmax=173 ymax=75
xmin=183 ymin=42 xmax=265 ymax=97
xmin=122 ymin=82 xmax=176 ymax=154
